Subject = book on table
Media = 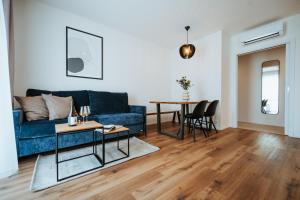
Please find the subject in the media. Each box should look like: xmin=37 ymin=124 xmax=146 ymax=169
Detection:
xmin=97 ymin=125 xmax=124 ymax=133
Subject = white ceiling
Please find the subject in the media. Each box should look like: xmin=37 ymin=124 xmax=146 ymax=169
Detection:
xmin=40 ymin=0 xmax=300 ymax=48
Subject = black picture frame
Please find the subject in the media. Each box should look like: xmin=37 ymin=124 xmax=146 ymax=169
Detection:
xmin=66 ymin=26 xmax=103 ymax=80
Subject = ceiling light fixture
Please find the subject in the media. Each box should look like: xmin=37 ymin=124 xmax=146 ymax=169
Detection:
xmin=179 ymin=26 xmax=196 ymax=59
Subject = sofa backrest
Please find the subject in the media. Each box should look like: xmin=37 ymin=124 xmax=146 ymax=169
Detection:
xmin=88 ymin=91 xmax=129 ymax=115
xmin=26 ymin=89 xmax=129 ymax=115
xmin=26 ymin=89 xmax=89 ymax=113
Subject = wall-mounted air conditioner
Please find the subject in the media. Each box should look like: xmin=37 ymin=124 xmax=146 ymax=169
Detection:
xmin=240 ymin=22 xmax=284 ymax=46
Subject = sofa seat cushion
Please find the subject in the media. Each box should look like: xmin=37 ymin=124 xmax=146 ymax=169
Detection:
xmin=19 ymin=119 xmax=67 ymax=139
xmin=94 ymin=113 xmax=143 ymax=125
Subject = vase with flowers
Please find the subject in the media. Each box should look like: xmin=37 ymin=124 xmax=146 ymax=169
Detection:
xmin=176 ymin=76 xmax=192 ymax=101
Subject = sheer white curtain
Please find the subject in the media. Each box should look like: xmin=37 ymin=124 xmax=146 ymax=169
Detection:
xmin=2 ymin=0 xmax=14 ymax=101
xmin=0 ymin=0 xmax=18 ymax=179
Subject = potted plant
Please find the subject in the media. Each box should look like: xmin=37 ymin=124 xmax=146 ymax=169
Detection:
xmin=176 ymin=76 xmax=192 ymax=101
xmin=261 ymin=99 xmax=268 ymax=114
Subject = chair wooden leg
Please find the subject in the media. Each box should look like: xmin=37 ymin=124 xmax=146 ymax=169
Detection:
xmin=190 ymin=119 xmax=193 ymax=129
xmin=199 ymin=120 xmax=207 ymax=137
xmin=172 ymin=112 xmax=176 ymax=123
xmin=210 ymin=117 xmax=218 ymax=133
xmin=191 ymin=119 xmax=195 ymax=133
xmin=193 ymin=122 xmax=196 ymax=142
xmin=202 ymin=128 xmax=207 ymax=137
xmin=209 ymin=117 xmax=213 ymax=131
xmin=200 ymin=120 xmax=209 ymax=137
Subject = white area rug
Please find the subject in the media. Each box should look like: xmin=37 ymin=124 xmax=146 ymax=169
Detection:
xmin=30 ymin=137 xmax=159 ymax=192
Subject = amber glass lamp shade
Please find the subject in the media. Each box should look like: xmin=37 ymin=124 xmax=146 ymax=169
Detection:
xmin=179 ymin=44 xmax=195 ymax=59
xmin=179 ymin=26 xmax=196 ymax=59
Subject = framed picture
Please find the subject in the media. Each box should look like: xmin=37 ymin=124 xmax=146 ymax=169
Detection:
xmin=66 ymin=26 xmax=103 ymax=80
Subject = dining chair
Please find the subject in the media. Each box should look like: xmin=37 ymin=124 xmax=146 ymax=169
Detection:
xmin=204 ymin=100 xmax=219 ymax=135
xmin=185 ymin=100 xmax=208 ymax=142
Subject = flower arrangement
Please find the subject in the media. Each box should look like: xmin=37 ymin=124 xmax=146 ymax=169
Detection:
xmin=176 ymin=76 xmax=192 ymax=90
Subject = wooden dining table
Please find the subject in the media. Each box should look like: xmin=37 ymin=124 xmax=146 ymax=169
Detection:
xmin=149 ymin=101 xmax=200 ymax=139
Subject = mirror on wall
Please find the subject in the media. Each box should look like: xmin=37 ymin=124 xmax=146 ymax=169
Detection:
xmin=261 ymin=60 xmax=280 ymax=115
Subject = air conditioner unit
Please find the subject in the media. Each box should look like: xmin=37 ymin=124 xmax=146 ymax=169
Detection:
xmin=240 ymin=22 xmax=284 ymax=45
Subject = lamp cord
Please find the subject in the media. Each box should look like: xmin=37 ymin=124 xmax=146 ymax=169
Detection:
xmin=186 ymin=30 xmax=189 ymax=44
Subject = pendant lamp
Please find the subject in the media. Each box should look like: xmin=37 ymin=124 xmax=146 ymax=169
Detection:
xmin=179 ymin=26 xmax=196 ymax=59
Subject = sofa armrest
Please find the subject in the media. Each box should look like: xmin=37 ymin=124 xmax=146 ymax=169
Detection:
xmin=129 ymin=105 xmax=147 ymax=134
xmin=129 ymin=105 xmax=146 ymax=116
xmin=13 ymin=108 xmax=23 ymax=138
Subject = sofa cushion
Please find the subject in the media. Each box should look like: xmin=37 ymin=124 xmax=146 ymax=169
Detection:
xmin=19 ymin=118 xmax=67 ymax=139
xmin=88 ymin=91 xmax=129 ymax=115
xmin=52 ymin=91 xmax=89 ymax=113
xmin=15 ymin=96 xmax=49 ymax=121
xmin=26 ymin=88 xmax=51 ymax=96
xmin=42 ymin=94 xmax=73 ymax=120
xmin=26 ymin=89 xmax=89 ymax=113
xmin=94 ymin=113 xmax=143 ymax=125
xmin=20 ymin=120 xmax=55 ymax=139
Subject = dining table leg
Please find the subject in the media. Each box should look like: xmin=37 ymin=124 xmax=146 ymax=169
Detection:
xmin=179 ymin=104 xmax=186 ymax=139
xmin=185 ymin=104 xmax=189 ymax=115
xmin=156 ymin=103 xmax=161 ymax=133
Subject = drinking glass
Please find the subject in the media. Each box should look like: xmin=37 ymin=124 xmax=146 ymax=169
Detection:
xmin=86 ymin=106 xmax=91 ymax=121
xmin=83 ymin=106 xmax=88 ymax=122
xmin=80 ymin=106 xmax=85 ymax=123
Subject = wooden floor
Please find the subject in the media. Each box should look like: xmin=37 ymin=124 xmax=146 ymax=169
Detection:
xmin=238 ymin=121 xmax=285 ymax=135
xmin=1 ymin=123 xmax=300 ymax=200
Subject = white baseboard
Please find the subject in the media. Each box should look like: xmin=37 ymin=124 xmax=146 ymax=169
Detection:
xmin=0 ymin=168 xmax=18 ymax=179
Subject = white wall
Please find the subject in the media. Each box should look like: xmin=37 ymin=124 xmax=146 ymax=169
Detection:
xmin=13 ymin=0 xmax=173 ymax=124
xmin=170 ymin=31 xmax=223 ymax=127
xmin=230 ymin=14 xmax=300 ymax=138
xmin=238 ymin=46 xmax=286 ymax=126
xmin=220 ymin=32 xmax=231 ymax=130
xmin=14 ymin=0 xmax=299 ymax=134
xmin=0 ymin=0 xmax=18 ymax=179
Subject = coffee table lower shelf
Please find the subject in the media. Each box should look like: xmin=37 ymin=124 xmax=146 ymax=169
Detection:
xmin=55 ymin=124 xmax=130 ymax=182
xmin=56 ymin=128 xmax=104 ymax=182
xmin=100 ymin=128 xmax=130 ymax=165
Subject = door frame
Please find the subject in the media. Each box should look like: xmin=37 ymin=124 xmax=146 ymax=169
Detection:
xmin=231 ymin=37 xmax=296 ymax=136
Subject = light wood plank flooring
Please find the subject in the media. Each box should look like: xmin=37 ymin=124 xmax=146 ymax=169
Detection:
xmin=1 ymin=123 xmax=300 ymax=200
xmin=238 ymin=121 xmax=285 ymax=135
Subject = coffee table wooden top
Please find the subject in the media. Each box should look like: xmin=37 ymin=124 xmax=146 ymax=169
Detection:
xmin=55 ymin=121 xmax=103 ymax=134
xmin=102 ymin=127 xmax=129 ymax=135
xmin=150 ymin=100 xmax=200 ymax=105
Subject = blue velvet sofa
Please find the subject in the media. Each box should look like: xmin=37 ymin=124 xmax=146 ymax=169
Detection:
xmin=13 ymin=89 xmax=146 ymax=157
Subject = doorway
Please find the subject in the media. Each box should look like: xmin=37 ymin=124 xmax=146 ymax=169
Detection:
xmin=237 ymin=45 xmax=286 ymax=135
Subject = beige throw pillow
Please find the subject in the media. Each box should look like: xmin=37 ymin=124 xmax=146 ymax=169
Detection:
xmin=15 ymin=96 xmax=49 ymax=121
xmin=42 ymin=94 xmax=73 ymax=120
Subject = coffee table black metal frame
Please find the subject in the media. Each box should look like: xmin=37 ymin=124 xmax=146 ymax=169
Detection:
xmin=56 ymin=127 xmax=104 ymax=182
xmin=101 ymin=129 xmax=130 ymax=165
